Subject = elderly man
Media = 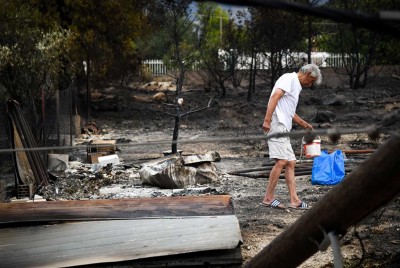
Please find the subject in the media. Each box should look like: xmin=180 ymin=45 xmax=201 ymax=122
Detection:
xmin=262 ymin=64 xmax=322 ymax=210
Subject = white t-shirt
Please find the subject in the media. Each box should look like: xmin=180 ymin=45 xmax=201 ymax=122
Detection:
xmin=269 ymin=72 xmax=302 ymax=131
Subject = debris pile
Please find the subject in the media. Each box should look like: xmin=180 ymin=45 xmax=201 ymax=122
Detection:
xmin=140 ymin=151 xmax=221 ymax=189
xmin=40 ymin=161 xmax=141 ymax=200
xmin=39 ymin=150 xmax=223 ymax=200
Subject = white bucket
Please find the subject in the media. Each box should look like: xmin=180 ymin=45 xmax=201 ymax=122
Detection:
xmin=302 ymin=136 xmax=321 ymax=158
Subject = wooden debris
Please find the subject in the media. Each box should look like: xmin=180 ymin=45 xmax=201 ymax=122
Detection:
xmin=87 ymin=139 xmax=116 ymax=163
xmin=0 ymin=195 xmax=242 ymax=267
xmin=0 ymin=195 xmax=233 ymax=223
xmin=81 ymin=121 xmax=101 ymax=135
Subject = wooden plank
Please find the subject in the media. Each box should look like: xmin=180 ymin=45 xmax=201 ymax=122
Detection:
xmin=91 ymin=139 xmax=116 ymax=145
xmin=0 ymin=216 xmax=242 ymax=268
xmin=0 ymin=195 xmax=233 ymax=224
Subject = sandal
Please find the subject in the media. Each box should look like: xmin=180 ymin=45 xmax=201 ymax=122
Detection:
xmin=288 ymin=201 xmax=310 ymax=210
xmin=261 ymin=199 xmax=285 ymax=209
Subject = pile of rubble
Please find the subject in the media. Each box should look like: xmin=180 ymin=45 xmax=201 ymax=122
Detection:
xmin=39 ymin=148 xmax=223 ymax=201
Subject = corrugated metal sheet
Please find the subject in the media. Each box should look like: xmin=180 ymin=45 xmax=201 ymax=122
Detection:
xmin=0 ymin=195 xmax=242 ymax=267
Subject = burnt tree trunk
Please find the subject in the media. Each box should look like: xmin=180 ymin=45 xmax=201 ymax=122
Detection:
xmin=171 ymin=62 xmax=185 ymax=154
xmin=171 ymin=113 xmax=180 ymax=154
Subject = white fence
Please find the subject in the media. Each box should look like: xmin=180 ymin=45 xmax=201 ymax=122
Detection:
xmin=142 ymin=52 xmax=353 ymax=76
xmin=141 ymin=59 xmax=169 ymax=76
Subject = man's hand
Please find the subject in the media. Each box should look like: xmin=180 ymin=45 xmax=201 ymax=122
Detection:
xmin=303 ymin=122 xmax=314 ymax=131
xmin=262 ymin=120 xmax=271 ymax=134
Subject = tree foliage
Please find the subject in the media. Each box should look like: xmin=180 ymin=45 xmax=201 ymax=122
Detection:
xmin=248 ymin=6 xmax=305 ymax=90
xmin=0 ymin=0 xmax=158 ymax=141
xmin=0 ymin=0 xmax=72 ymax=139
xmin=50 ymin=0 xmax=155 ymax=82
xmin=320 ymin=0 xmax=400 ymax=89
xmin=196 ymin=3 xmax=240 ymax=98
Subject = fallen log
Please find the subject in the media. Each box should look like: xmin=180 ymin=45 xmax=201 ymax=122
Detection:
xmin=232 ymin=164 xmax=313 ymax=174
xmin=262 ymin=159 xmax=315 ymax=166
xmin=244 ymin=134 xmax=400 ymax=268
xmin=229 ymin=167 xmax=316 ymax=178
xmin=228 ymin=167 xmax=272 ymax=175
xmin=329 ymin=149 xmax=375 ymax=155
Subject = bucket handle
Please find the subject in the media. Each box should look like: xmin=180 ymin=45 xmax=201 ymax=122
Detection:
xmin=302 ymin=135 xmax=321 ymax=144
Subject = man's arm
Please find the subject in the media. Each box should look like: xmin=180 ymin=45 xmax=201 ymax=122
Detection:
xmin=293 ymin=113 xmax=313 ymax=130
xmin=262 ymin=88 xmax=284 ymax=133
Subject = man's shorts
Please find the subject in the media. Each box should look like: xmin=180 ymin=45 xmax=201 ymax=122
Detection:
xmin=267 ymin=122 xmax=296 ymax=161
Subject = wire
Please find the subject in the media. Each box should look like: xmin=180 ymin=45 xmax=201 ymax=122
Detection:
xmin=352 ymin=227 xmax=366 ymax=268
xmin=0 ymin=126 xmax=380 ymax=154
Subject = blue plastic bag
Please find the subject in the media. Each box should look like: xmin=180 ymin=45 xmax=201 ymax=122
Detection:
xmin=311 ymin=150 xmax=345 ymax=185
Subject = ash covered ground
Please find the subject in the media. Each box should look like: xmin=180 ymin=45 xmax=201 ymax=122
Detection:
xmin=3 ymin=69 xmax=400 ymax=267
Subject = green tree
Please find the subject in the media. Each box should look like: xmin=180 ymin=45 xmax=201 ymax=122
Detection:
xmin=62 ymin=0 xmax=152 ymax=79
xmin=197 ymin=3 xmax=233 ymax=97
xmin=0 ymin=1 xmax=72 ymax=141
xmin=31 ymin=0 xmax=156 ymax=122
xmin=1 ymin=0 xmax=157 ymax=139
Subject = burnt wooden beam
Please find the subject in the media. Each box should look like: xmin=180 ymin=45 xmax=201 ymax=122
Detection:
xmin=244 ymin=134 xmax=400 ymax=268
xmin=231 ymin=163 xmax=313 ymax=174
xmin=328 ymin=149 xmax=375 ymax=154
xmin=237 ymin=170 xmax=313 ymax=179
xmin=229 ymin=166 xmax=319 ymax=179
xmin=0 ymin=195 xmax=233 ymax=224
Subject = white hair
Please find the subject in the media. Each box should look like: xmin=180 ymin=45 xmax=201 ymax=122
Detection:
xmin=299 ymin=64 xmax=322 ymax=85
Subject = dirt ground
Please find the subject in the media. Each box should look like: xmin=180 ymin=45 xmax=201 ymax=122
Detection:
xmin=4 ymin=68 xmax=400 ymax=267
xmin=83 ymin=68 xmax=400 ymax=267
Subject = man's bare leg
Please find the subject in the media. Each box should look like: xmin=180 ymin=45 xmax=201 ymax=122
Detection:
xmin=262 ymin=159 xmax=287 ymax=207
xmin=284 ymin=160 xmax=301 ymax=207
